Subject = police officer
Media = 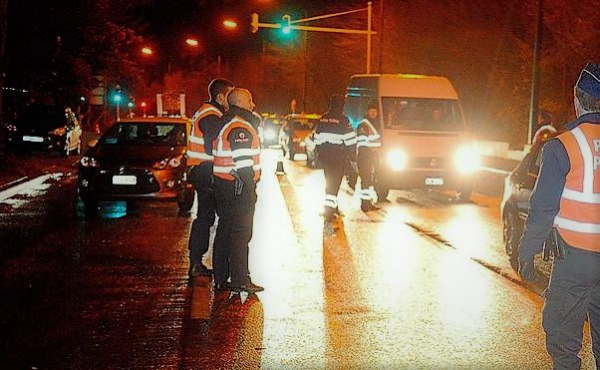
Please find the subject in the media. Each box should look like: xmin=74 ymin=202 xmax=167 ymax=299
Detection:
xmin=314 ymin=94 xmax=357 ymax=221
xmin=212 ymin=88 xmax=264 ymax=294
xmin=186 ymin=78 xmax=234 ymax=277
xmin=518 ymin=63 xmax=600 ymax=369
xmin=356 ymin=101 xmax=381 ymax=212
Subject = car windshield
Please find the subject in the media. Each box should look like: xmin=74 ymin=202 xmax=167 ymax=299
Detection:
xmin=100 ymin=122 xmax=186 ymax=146
xmin=19 ymin=105 xmax=68 ymax=129
xmin=381 ymin=98 xmax=465 ymax=131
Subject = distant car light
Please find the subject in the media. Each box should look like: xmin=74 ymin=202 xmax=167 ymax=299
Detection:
xmin=386 ymin=149 xmax=407 ymax=171
xmin=263 ymin=128 xmax=276 ymax=141
xmin=454 ymin=144 xmax=481 ymax=174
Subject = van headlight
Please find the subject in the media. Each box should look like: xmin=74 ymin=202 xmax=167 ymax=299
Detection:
xmin=386 ymin=149 xmax=407 ymax=171
xmin=454 ymin=144 xmax=480 ymax=174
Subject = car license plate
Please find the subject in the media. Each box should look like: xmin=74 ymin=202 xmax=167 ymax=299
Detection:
xmin=425 ymin=177 xmax=444 ymax=186
xmin=112 ymin=175 xmax=137 ymax=185
xmin=23 ymin=135 xmax=44 ymax=143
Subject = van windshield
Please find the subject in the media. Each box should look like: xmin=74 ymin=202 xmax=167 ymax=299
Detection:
xmin=381 ymin=98 xmax=465 ymax=131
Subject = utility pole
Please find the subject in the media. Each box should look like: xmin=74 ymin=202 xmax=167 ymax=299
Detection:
xmin=527 ymin=0 xmax=543 ymax=145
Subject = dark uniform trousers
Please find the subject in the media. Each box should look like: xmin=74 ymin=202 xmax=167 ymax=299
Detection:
xmin=542 ymin=244 xmax=600 ymax=370
xmin=319 ymin=146 xmax=346 ymax=207
xmin=357 ymin=148 xmax=378 ymax=190
xmin=188 ymin=161 xmax=216 ymax=265
xmin=213 ymin=177 xmax=257 ymax=287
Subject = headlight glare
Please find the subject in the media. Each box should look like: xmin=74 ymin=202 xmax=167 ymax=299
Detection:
xmin=386 ymin=149 xmax=407 ymax=171
xmin=454 ymin=144 xmax=481 ymax=174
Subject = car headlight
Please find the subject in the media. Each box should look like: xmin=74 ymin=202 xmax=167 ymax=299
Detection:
xmin=386 ymin=149 xmax=407 ymax=171
xmin=80 ymin=155 xmax=100 ymax=168
xmin=263 ymin=128 xmax=276 ymax=140
xmin=154 ymin=155 xmax=183 ymax=170
xmin=5 ymin=124 xmax=18 ymax=132
xmin=49 ymin=127 xmax=66 ymax=136
xmin=454 ymin=144 xmax=481 ymax=174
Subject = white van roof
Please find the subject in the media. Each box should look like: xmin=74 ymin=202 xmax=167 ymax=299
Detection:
xmin=350 ymin=74 xmax=459 ymax=100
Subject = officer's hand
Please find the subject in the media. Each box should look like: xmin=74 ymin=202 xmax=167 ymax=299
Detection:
xmin=518 ymin=259 xmax=537 ymax=282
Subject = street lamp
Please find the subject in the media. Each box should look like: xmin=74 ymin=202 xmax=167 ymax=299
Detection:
xmin=223 ymin=19 xmax=238 ymax=29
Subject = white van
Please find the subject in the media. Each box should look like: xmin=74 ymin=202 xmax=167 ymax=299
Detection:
xmin=344 ymin=73 xmax=480 ymax=201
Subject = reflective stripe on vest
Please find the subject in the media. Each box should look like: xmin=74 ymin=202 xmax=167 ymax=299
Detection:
xmin=554 ymin=124 xmax=600 ymax=252
xmin=356 ymin=118 xmax=382 ymax=149
xmin=187 ymin=104 xmax=222 ymax=166
xmin=315 ymin=131 xmax=357 ymax=146
xmin=213 ymin=117 xmax=261 ymax=182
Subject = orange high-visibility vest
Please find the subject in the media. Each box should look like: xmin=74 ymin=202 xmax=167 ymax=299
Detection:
xmin=554 ymin=123 xmax=600 ymax=252
xmin=187 ymin=103 xmax=222 ymax=166
xmin=213 ymin=116 xmax=261 ymax=182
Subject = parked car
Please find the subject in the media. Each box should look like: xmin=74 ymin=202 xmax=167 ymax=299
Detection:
xmin=279 ymin=113 xmax=320 ymax=160
xmin=500 ymin=132 xmax=560 ymax=274
xmin=4 ymin=104 xmax=83 ymax=156
xmin=258 ymin=113 xmax=282 ymax=148
xmin=77 ymin=117 xmax=194 ymax=213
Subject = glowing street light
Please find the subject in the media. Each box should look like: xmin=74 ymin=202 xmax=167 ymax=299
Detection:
xmin=141 ymin=47 xmax=153 ymax=55
xmin=223 ymin=19 xmax=238 ymax=29
xmin=185 ymin=38 xmax=199 ymax=47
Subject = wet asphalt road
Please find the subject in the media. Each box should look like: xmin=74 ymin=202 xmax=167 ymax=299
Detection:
xmin=0 ymin=150 xmax=595 ymax=369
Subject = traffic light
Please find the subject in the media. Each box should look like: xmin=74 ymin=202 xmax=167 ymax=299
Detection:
xmin=281 ymin=15 xmax=292 ymax=35
xmin=251 ymin=13 xmax=259 ymax=33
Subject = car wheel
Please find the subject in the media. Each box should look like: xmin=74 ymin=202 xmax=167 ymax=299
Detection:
xmin=79 ymin=194 xmax=99 ymax=212
xmin=503 ymin=207 xmax=520 ymax=266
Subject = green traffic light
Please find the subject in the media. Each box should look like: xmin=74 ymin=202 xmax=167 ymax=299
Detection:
xmin=282 ymin=25 xmax=291 ymax=34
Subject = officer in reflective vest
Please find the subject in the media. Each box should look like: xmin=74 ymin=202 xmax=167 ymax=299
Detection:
xmin=518 ymin=63 xmax=600 ymax=369
xmin=212 ymin=88 xmax=264 ymax=294
xmin=314 ymin=94 xmax=357 ymax=221
xmin=187 ymin=78 xmax=234 ymax=278
xmin=356 ymin=101 xmax=382 ymax=212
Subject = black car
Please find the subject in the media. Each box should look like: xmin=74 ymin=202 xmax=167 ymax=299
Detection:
xmin=500 ymin=132 xmax=560 ymax=275
xmin=4 ymin=104 xmax=83 ymax=156
xmin=77 ymin=117 xmax=194 ymax=213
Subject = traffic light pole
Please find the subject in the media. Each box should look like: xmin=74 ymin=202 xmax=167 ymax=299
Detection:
xmin=251 ymin=2 xmax=377 ymax=73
